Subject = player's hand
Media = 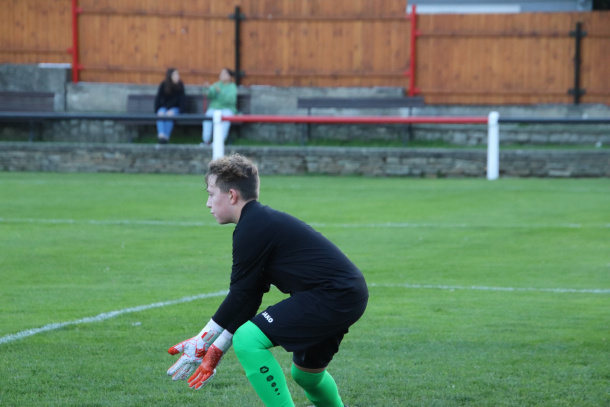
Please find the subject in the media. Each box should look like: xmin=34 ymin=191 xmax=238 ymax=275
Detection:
xmin=166 ymin=336 xmax=205 ymax=380
xmin=167 ymin=329 xmax=217 ymax=380
xmin=187 ymin=344 xmax=224 ymax=389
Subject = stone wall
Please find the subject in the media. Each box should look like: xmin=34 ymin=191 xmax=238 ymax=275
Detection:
xmin=1 ymin=142 xmax=608 ymax=178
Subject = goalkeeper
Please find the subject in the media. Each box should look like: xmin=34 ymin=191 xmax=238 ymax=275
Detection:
xmin=167 ymin=153 xmax=368 ymax=407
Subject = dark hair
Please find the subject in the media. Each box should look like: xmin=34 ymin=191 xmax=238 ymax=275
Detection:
xmin=163 ymin=67 xmax=184 ymax=94
xmin=222 ymin=68 xmax=236 ymax=78
xmin=205 ymin=154 xmax=259 ymax=201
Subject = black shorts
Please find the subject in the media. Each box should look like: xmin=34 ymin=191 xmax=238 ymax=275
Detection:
xmin=251 ymin=289 xmax=368 ymax=369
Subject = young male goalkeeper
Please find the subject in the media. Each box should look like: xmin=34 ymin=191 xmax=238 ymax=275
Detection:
xmin=167 ymin=153 xmax=368 ymax=407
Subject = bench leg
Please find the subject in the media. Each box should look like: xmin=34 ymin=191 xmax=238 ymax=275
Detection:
xmin=401 ymin=124 xmax=414 ymax=146
xmin=28 ymin=122 xmax=36 ymax=142
xmin=301 ymin=124 xmax=308 ymax=146
xmin=304 ymin=108 xmax=312 ymax=145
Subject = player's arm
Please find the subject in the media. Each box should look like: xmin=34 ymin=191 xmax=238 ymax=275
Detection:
xmin=208 ymin=216 xmax=271 ymax=330
xmin=186 ymin=226 xmax=271 ymax=389
xmin=182 ymin=208 xmax=273 ymax=388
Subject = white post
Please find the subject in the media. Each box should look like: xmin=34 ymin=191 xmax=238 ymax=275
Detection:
xmin=487 ymin=111 xmax=499 ymax=180
xmin=212 ymin=110 xmax=224 ymax=159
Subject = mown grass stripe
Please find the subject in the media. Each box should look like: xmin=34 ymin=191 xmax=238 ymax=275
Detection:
xmin=2 ymin=283 xmax=608 ymax=346
xmin=1 ymin=217 xmax=608 ymax=229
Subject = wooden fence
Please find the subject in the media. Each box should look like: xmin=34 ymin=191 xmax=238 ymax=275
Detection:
xmin=417 ymin=12 xmax=610 ymax=104
xmin=2 ymin=0 xmax=609 ymax=104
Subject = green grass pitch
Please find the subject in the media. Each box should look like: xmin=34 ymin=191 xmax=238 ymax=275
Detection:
xmin=0 ymin=171 xmax=608 ymax=406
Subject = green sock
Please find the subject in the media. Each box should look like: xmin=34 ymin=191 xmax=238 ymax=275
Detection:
xmin=233 ymin=321 xmax=295 ymax=407
xmin=291 ymin=365 xmax=344 ymax=407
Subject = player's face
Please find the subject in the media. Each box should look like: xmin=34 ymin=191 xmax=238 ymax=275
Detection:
xmin=206 ymin=175 xmax=235 ymax=224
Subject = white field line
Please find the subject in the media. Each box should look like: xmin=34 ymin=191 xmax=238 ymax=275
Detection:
xmin=1 ymin=217 xmax=609 ymax=229
xmin=2 ymin=283 xmax=609 ymax=346
xmin=369 ymin=283 xmax=610 ymax=294
xmin=0 ymin=290 xmax=228 ymax=346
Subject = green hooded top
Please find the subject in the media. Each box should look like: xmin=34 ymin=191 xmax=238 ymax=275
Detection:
xmin=205 ymin=81 xmax=238 ymax=114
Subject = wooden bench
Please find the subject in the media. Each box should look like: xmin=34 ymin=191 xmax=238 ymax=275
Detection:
xmin=0 ymin=91 xmax=55 ymax=141
xmin=297 ymin=96 xmax=425 ymax=145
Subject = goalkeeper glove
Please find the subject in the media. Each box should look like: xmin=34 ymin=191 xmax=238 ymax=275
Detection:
xmin=167 ymin=319 xmax=223 ymax=381
xmin=188 ymin=330 xmax=233 ymax=389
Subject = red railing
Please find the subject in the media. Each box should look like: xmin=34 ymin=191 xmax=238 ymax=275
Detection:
xmin=222 ymin=115 xmax=487 ymax=125
xmin=216 ymin=113 xmax=492 ymax=176
xmin=405 ymin=5 xmax=420 ymax=97
xmin=67 ymin=0 xmax=83 ymax=83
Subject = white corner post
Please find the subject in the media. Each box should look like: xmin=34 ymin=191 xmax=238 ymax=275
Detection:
xmin=212 ymin=110 xmax=225 ymax=159
xmin=487 ymin=111 xmax=500 ymax=180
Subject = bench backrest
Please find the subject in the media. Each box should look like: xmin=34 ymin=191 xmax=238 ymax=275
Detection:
xmin=0 ymin=92 xmax=55 ymax=112
xmin=297 ymin=97 xmax=424 ymax=110
xmin=127 ymin=94 xmax=251 ymax=114
xmin=127 ymin=94 xmax=204 ymax=114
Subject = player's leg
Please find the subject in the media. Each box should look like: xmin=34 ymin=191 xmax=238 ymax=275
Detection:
xmin=248 ymin=292 xmax=366 ymax=407
xmin=290 ymin=334 xmax=346 ymax=407
xmin=233 ymin=321 xmax=295 ymax=407
xmin=291 ymin=364 xmax=343 ymax=407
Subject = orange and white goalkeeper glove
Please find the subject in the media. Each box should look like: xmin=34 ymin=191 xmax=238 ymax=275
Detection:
xmin=167 ymin=319 xmax=223 ymax=381
xmin=188 ymin=330 xmax=233 ymax=390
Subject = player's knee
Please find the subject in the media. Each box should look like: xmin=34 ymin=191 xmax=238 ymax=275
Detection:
xmin=233 ymin=321 xmax=270 ymax=356
xmin=291 ymin=365 xmax=324 ymax=389
xmin=232 ymin=322 xmax=251 ymax=355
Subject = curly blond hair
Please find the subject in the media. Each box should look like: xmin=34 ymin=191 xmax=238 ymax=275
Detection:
xmin=205 ymin=154 xmax=259 ymax=200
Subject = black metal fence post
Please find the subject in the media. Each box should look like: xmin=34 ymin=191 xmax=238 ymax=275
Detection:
xmin=568 ymin=22 xmax=587 ymax=105
xmin=229 ymin=6 xmax=246 ymax=86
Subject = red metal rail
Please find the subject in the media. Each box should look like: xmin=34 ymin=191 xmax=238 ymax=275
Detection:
xmin=67 ymin=0 xmax=83 ymax=83
xmin=223 ymin=115 xmax=488 ymax=125
xmin=404 ymin=5 xmax=420 ymax=97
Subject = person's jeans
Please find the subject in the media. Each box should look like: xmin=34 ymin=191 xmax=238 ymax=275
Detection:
xmin=202 ymin=108 xmax=234 ymax=144
xmin=156 ymin=107 xmax=180 ymax=139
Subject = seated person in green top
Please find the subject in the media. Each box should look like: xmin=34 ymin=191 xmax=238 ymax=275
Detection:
xmin=201 ymin=68 xmax=238 ymax=146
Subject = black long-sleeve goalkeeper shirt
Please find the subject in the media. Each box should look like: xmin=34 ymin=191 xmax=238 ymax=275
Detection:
xmin=212 ymin=200 xmax=368 ymax=334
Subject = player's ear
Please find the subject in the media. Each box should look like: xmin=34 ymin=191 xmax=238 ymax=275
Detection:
xmin=228 ymin=188 xmax=240 ymax=204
